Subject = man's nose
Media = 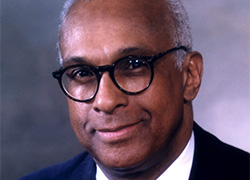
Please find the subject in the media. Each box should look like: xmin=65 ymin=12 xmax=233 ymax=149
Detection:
xmin=92 ymin=72 xmax=128 ymax=114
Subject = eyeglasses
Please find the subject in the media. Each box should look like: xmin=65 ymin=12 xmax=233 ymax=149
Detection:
xmin=52 ymin=46 xmax=187 ymax=102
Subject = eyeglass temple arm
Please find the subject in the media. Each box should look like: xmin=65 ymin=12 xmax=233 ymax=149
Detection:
xmin=149 ymin=46 xmax=188 ymax=63
xmin=52 ymin=70 xmax=62 ymax=80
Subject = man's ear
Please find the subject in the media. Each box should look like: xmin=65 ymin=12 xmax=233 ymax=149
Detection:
xmin=182 ymin=51 xmax=203 ymax=102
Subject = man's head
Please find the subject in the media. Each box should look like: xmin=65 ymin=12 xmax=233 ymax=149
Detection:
xmin=57 ymin=0 xmax=203 ymax=179
xmin=59 ymin=0 xmax=192 ymax=69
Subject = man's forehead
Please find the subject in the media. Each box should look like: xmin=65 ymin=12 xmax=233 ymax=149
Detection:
xmin=69 ymin=0 xmax=167 ymax=14
xmin=63 ymin=0 xmax=170 ymax=30
xmin=59 ymin=0 xmax=174 ymax=62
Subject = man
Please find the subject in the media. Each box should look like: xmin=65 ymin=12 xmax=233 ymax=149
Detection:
xmin=19 ymin=0 xmax=249 ymax=179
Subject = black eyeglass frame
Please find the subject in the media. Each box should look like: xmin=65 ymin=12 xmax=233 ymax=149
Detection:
xmin=52 ymin=46 xmax=187 ymax=102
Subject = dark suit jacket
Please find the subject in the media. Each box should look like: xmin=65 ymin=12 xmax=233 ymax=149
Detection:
xmin=19 ymin=122 xmax=249 ymax=180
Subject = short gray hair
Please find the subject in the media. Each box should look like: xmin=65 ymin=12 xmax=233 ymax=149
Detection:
xmin=58 ymin=0 xmax=192 ymax=70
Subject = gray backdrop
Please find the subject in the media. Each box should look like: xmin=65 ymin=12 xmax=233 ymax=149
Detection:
xmin=1 ymin=0 xmax=249 ymax=180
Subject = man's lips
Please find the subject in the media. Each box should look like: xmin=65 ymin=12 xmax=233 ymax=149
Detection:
xmin=95 ymin=121 xmax=143 ymax=143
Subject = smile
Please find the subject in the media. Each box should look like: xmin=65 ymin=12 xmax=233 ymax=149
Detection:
xmin=96 ymin=121 xmax=143 ymax=143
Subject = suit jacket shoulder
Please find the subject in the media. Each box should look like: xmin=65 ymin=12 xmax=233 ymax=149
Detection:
xmin=189 ymin=122 xmax=250 ymax=180
xmin=18 ymin=151 xmax=96 ymax=180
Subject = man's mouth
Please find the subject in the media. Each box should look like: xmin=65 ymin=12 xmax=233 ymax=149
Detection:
xmin=95 ymin=121 xmax=143 ymax=143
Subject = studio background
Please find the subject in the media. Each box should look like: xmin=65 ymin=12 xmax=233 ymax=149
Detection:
xmin=1 ymin=0 xmax=249 ymax=179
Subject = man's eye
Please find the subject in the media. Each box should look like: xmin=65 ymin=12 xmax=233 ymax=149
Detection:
xmin=115 ymin=58 xmax=149 ymax=78
xmin=71 ymin=69 xmax=91 ymax=78
xmin=127 ymin=59 xmax=147 ymax=70
xmin=65 ymin=67 xmax=95 ymax=84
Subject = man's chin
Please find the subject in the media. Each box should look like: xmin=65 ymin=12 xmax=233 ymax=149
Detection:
xmin=94 ymin=156 xmax=148 ymax=177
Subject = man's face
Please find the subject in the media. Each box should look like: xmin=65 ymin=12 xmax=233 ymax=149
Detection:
xmin=60 ymin=0 xmax=189 ymax=173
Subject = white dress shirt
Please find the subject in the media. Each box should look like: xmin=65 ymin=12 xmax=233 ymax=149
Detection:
xmin=96 ymin=131 xmax=194 ymax=180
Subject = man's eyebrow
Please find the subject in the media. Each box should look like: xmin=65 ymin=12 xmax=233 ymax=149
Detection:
xmin=62 ymin=57 xmax=89 ymax=67
xmin=118 ymin=46 xmax=154 ymax=56
xmin=119 ymin=47 xmax=141 ymax=55
xmin=62 ymin=47 xmax=155 ymax=66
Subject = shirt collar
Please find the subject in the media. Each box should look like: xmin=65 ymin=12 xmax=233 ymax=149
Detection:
xmin=157 ymin=131 xmax=194 ymax=180
xmin=96 ymin=131 xmax=194 ymax=180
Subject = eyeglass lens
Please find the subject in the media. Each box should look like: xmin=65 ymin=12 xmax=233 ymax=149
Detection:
xmin=61 ymin=57 xmax=152 ymax=101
